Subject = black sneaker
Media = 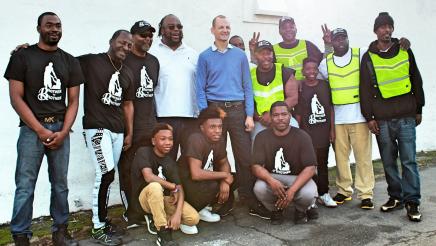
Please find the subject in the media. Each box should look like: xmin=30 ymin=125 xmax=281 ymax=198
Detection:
xmin=333 ymin=193 xmax=352 ymax=205
xmin=306 ymin=205 xmax=319 ymax=220
xmin=52 ymin=224 xmax=78 ymax=246
xmin=380 ymin=197 xmax=403 ymax=212
xmin=13 ymin=234 xmax=30 ymax=246
xmin=145 ymin=214 xmax=158 ymax=235
xmin=156 ymin=227 xmax=179 ymax=246
xmin=405 ymin=202 xmax=422 ymax=222
xmin=360 ymin=198 xmax=374 ymax=210
xmin=249 ymin=202 xmax=271 ymax=220
xmin=294 ymin=209 xmax=308 ymax=224
xmin=271 ymin=210 xmax=284 ymax=225
xmin=105 ymin=220 xmax=125 ymax=238
xmin=123 ymin=212 xmax=147 ymax=229
xmin=91 ymin=225 xmax=122 ymax=246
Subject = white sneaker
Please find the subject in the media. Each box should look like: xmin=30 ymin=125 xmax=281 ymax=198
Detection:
xmin=318 ymin=193 xmax=337 ymax=207
xmin=180 ymin=224 xmax=198 ymax=234
xmin=199 ymin=207 xmax=220 ymax=222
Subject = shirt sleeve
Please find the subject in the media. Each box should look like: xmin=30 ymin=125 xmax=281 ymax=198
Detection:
xmin=317 ymin=58 xmax=328 ymax=80
xmin=4 ymin=52 xmax=26 ymax=82
xmin=163 ymin=158 xmax=181 ymax=185
xmin=359 ymin=52 xmax=375 ymax=121
xmin=195 ymin=53 xmax=208 ymax=112
xmin=241 ymin=53 xmax=254 ymax=116
xmin=184 ymin=134 xmax=205 ymax=161
xmin=407 ymin=49 xmax=425 ymax=114
xmin=67 ymin=57 xmax=85 ymax=88
xmin=132 ymin=147 xmax=154 ymax=173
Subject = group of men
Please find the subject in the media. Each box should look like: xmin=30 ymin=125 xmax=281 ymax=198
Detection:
xmin=5 ymin=10 xmax=424 ymax=246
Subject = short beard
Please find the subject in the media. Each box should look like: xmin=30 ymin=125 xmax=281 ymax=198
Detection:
xmin=42 ymin=33 xmax=61 ymax=46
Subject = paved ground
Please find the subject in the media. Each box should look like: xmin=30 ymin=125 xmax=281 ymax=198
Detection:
xmin=79 ymin=166 xmax=436 ymax=246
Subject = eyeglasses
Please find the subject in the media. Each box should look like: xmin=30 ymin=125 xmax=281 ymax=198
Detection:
xmin=165 ymin=24 xmax=183 ymax=30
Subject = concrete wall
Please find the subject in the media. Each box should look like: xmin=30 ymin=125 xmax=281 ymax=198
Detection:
xmin=0 ymin=0 xmax=435 ymax=223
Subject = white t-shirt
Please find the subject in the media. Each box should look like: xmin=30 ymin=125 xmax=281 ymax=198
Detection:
xmin=149 ymin=39 xmax=199 ymax=117
xmin=318 ymin=48 xmax=367 ymax=124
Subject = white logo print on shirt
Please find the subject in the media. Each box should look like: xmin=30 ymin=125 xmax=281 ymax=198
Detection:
xmin=136 ymin=66 xmax=154 ymax=98
xmin=308 ymin=93 xmax=326 ymax=125
xmin=158 ymin=166 xmax=166 ymax=180
xmin=37 ymin=62 xmax=62 ymax=101
xmin=203 ymin=150 xmax=214 ymax=171
xmin=101 ymin=71 xmax=122 ymax=106
xmin=273 ymin=147 xmax=291 ymax=174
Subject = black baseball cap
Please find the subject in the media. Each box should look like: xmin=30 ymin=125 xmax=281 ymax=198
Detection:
xmin=130 ymin=20 xmax=156 ymax=34
xmin=255 ymin=40 xmax=273 ymax=52
xmin=331 ymin=28 xmax=348 ymax=39
xmin=279 ymin=16 xmax=295 ymax=26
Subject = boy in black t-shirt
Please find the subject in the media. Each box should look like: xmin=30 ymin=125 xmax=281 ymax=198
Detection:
xmin=178 ymin=106 xmax=236 ymax=222
xmin=78 ymin=30 xmax=135 ymax=245
xmin=131 ymin=123 xmax=199 ymax=245
xmin=294 ymin=58 xmax=336 ymax=208
xmin=252 ymin=101 xmax=318 ymax=225
xmin=4 ymin=12 xmax=84 ymax=246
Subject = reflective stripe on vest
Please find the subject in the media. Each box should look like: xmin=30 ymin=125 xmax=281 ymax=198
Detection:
xmin=369 ymin=49 xmax=411 ymax=99
xmin=326 ymin=48 xmax=360 ymax=105
xmin=251 ymin=63 xmax=285 ymax=115
xmin=273 ymin=40 xmax=307 ymax=80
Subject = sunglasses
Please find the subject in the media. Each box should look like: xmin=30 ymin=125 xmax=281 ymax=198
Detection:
xmin=165 ymin=24 xmax=183 ymax=30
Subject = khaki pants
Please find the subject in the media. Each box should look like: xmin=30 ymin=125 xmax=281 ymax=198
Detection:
xmin=334 ymin=123 xmax=374 ymax=199
xmin=138 ymin=182 xmax=199 ymax=229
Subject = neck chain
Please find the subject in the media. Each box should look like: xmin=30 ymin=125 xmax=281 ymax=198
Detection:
xmin=107 ymin=53 xmax=123 ymax=72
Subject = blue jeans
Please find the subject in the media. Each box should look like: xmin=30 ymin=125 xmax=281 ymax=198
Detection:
xmin=376 ymin=117 xmax=420 ymax=204
xmin=11 ymin=122 xmax=70 ymax=237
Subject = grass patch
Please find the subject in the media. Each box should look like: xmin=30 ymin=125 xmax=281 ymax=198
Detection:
xmin=1 ymin=150 xmax=435 ymax=245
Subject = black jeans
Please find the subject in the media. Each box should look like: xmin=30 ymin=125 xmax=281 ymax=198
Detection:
xmin=313 ymin=146 xmax=330 ymax=196
xmin=119 ymin=129 xmax=152 ymax=220
xmin=181 ymin=175 xmax=237 ymax=211
xmin=218 ymin=104 xmax=255 ymax=200
xmin=158 ymin=117 xmax=198 ymax=161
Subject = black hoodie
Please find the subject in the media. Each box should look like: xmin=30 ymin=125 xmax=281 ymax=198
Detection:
xmin=359 ymin=38 xmax=424 ymax=121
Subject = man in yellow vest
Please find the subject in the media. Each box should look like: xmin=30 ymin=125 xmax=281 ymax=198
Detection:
xmin=360 ymin=12 xmax=425 ymax=222
xmin=318 ymin=28 xmax=375 ymax=209
xmin=250 ymin=40 xmax=299 ymax=140
xmin=249 ymin=17 xmax=327 ymax=82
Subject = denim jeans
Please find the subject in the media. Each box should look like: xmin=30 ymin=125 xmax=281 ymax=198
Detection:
xmin=11 ymin=122 xmax=70 ymax=237
xmin=376 ymin=117 xmax=421 ymax=204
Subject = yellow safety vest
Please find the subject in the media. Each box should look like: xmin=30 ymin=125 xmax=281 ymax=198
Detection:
xmin=369 ymin=49 xmax=411 ymax=99
xmin=273 ymin=40 xmax=307 ymax=80
xmin=251 ymin=63 xmax=285 ymax=115
xmin=327 ymin=48 xmax=360 ymax=105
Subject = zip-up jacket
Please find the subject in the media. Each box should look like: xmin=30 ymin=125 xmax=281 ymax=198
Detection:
xmin=359 ymin=38 xmax=424 ymax=121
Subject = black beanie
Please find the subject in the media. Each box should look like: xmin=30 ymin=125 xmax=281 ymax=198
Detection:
xmin=374 ymin=12 xmax=394 ymax=32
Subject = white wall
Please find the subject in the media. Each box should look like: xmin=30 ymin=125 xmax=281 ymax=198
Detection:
xmin=0 ymin=0 xmax=435 ymax=223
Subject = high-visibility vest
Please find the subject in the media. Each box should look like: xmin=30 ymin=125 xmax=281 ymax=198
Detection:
xmin=273 ymin=40 xmax=307 ymax=80
xmin=369 ymin=49 xmax=411 ymax=99
xmin=327 ymin=48 xmax=360 ymax=105
xmin=251 ymin=63 xmax=285 ymax=115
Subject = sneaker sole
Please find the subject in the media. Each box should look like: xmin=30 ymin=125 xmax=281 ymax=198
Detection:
xmin=317 ymin=198 xmax=337 ymax=208
xmin=144 ymin=216 xmax=157 ymax=235
xmin=334 ymin=197 xmax=352 ymax=205
xmin=380 ymin=204 xmax=404 ymax=212
xmin=361 ymin=205 xmax=374 ymax=210
xmin=92 ymin=238 xmax=122 ymax=246
xmin=248 ymin=211 xmax=271 ymax=220
xmin=408 ymin=215 xmax=422 ymax=222
xmin=200 ymin=216 xmax=221 ymax=223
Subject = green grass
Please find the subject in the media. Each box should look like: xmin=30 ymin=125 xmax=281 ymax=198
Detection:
xmin=1 ymin=150 xmax=435 ymax=245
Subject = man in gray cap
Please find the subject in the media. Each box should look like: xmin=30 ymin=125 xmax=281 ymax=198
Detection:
xmin=119 ymin=20 xmax=160 ymax=228
xmin=360 ymin=12 xmax=425 ymax=222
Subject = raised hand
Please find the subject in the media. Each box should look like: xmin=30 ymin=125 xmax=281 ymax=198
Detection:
xmin=321 ymin=24 xmax=332 ymax=45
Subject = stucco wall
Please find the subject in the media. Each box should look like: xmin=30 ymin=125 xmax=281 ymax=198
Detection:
xmin=0 ymin=0 xmax=434 ymax=223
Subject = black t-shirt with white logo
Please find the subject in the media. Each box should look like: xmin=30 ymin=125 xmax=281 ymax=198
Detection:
xmin=178 ymin=132 xmax=227 ymax=179
xmin=78 ymin=53 xmax=135 ymax=133
xmin=4 ymin=45 xmax=84 ymax=126
xmin=131 ymin=146 xmax=181 ymax=200
xmin=294 ymin=81 xmax=332 ymax=148
xmin=252 ymin=128 xmax=317 ymax=175
xmin=124 ymin=53 xmax=159 ymax=138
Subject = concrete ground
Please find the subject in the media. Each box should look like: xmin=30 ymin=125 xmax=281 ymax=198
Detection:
xmin=78 ymin=167 xmax=436 ymax=246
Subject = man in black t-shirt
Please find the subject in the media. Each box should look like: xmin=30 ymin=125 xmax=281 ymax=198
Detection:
xmin=4 ymin=12 xmax=83 ymax=246
xmin=295 ymin=58 xmax=336 ymax=208
xmin=131 ymin=123 xmax=199 ymax=245
xmin=252 ymin=101 xmax=318 ymax=225
xmin=119 ymin=20 xmax=160 ymax=226
xmin=178 ymin=106 xmax=236 ymax=223
xmin=78 ymin=30 xmax=134 ymax=245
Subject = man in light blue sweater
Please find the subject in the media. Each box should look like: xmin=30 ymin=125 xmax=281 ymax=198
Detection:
xmin=196 ymin=15 xmax=255 ymax=213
